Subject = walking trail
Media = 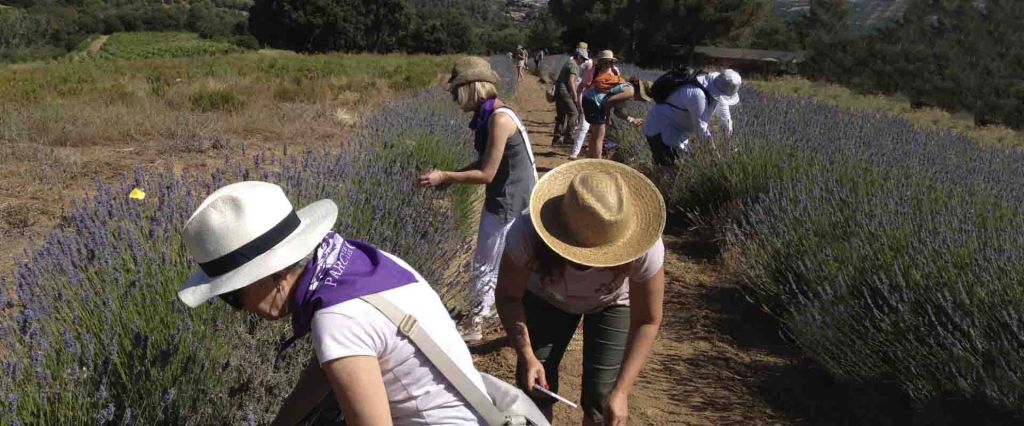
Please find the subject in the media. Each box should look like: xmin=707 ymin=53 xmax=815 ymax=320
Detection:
xmin=87 ymin=35 xmax=110 ymax=53
xmin=469 ymin=73 xmax=910 ymax=425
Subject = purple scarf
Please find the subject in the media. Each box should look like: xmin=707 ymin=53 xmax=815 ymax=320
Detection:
xmin=278 ymin=232 xmax=417 ymax=354
xmin=469 ymin=98 xmax=497 ymax=131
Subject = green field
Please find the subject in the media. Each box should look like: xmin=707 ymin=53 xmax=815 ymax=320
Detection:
xmin=93 ymin=32 xmax=243 ymax=60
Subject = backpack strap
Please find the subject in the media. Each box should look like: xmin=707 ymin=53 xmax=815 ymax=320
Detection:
xmin=360 ymin=293 xmax=509 ymax=426
xmin=493 ymin=107 xmax=539 ymax=182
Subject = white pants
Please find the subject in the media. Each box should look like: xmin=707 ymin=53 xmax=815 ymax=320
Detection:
xmin=469 ymin=210 xmax=514 ymax=324
xmin=571 ymin=118 xmax=590 ymax=157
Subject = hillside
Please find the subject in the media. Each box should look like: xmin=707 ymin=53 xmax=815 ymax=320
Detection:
xmin=776 ymin=0 xmax=910 ymax=30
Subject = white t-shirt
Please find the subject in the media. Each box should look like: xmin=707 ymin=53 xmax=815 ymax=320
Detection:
xmin=504 ymin=213 xmax=665 ymax=314
xmin=311 ymin=257 xmax=487 ymax=425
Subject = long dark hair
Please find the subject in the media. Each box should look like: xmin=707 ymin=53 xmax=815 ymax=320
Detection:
xmin=532 ymin=228 xmax=631 ymax=285
xmin=595 ymin=58 xmax=615 ymax=75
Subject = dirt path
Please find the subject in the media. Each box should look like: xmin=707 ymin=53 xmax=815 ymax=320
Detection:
xmin=87 ymin=35 xmax=110 ymax=54
xmin=469 ymin=72 xmax=909 ymax=425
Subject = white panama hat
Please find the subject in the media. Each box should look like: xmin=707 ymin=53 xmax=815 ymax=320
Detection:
xmin=707 ymin=69 xmax=742 ymax=106
xmin=177 ymin=181 xmax=338 ymax=308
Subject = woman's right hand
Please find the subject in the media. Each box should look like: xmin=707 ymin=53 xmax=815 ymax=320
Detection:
xmin=520 ymin=356 xmax=549 ymax=395
xmin=417 ymin=170 xmax=446 ymax=188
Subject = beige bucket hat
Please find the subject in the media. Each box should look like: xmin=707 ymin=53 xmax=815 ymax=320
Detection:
xmin=530 ymin=160 xmax=665 ymax=267
xmin=447 ymin=56 xmax=500 ymax=89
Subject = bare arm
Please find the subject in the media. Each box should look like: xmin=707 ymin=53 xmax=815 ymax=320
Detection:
xmin=496 ymin=254 xmax=534 ymax=361
xmin=419 ymin=113 xmax=515 ymax=187
xmin=270 ymin=358 xmax=332 ymax=426
xmin=496 ymin=253 xmax=549 ymax=392
xmin=569 ymin=74 xmax=579 ymax=105
xmin=611 ymin=266 xmax=664 ymax=397
xmin=322 ymin=356 xmax=393 ymax=426
xmin=602 ymin=86 xmax=634 ymax=114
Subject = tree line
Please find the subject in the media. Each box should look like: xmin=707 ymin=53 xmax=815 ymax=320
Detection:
xmin=0 ymin=0 xmax=256 ymax=62
xmin=538 ymin=0 xmax=1024 ymax=129
xmin=3 ymin=0 xmax=1020 ymax=129
xmin=800 ymin=0 xmax=1024 ymax=129
xmin=0 ymin=0 xmax=530 ymax=63
xmin=248 ymin=0 xmax=524 ymax=54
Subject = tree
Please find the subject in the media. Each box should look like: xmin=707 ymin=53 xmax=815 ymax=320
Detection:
xmin=526 ymin=8 xmax=563 ymax=53
xmin=547 ymin=0 xmax=771 ymax=66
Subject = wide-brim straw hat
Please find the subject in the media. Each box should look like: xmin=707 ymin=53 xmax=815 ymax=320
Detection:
xmin=530 ymin=160 xmax=665 ymax=267
xmin=448 ymin=56 xmax=500 ymax=89
xmin=177 ymin=181 xmax=338 ymax=308
xmin=595 ymin=50 xmax=617 ymax=62
xmin=707 ymin=69 xmax=741 ymax=106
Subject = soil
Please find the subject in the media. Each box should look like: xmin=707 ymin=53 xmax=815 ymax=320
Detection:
xmin=467 ymin=71 xmax=920 ymax=425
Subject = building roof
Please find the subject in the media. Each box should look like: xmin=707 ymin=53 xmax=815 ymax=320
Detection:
xmin=693 ymin=46 xmax=806 ymax=63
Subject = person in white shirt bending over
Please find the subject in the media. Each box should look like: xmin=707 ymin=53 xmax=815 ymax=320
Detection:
xmin=642 ymin=69 xmax=741 ymax=166
xmin=176 ymin=181 xmax=491 ymax=425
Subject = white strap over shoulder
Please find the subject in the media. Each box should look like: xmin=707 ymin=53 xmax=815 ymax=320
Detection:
xmin=494 ymin=107 xmax=538 ymax=181
xmin=360 ymin=293 xmax=508 ymax=426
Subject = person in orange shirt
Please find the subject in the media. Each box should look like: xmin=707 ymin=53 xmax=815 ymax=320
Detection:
xmin=580 ymin=50 xmax=636 ymax=159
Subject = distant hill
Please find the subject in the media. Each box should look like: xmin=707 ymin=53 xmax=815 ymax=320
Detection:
xmin=510 ymin=0 xmax=909 ymax=30
xmin=775 ymin=0 xmax=910 ymax=30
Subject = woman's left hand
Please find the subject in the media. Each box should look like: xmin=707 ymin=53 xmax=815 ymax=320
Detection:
xmin=417 ymin=170 xmax=446 ymax=188
xmin=604 ymin=391 xmax=628 ymax=426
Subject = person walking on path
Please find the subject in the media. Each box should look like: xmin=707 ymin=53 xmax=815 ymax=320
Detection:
xmin=516 ymin=45 xmax=529 ymax=82
xmin=580 ymin=51 xmax=635 ymax=160
xmin=496 ymin=159 xmax=667 ymax=426
xmin=533 ymin=49 xmax=545 ymax=75
xmin=643 ymin=69 xmax=741 ymax=165
xmin=177 ymin=181 xmax=492 ymax=425
xmin=551 ymin=49 xmax=588 ymax=146
xmin=419 ymin=57 xmax=538 ymax=343
xmin=568 ymin=45 xmax=594 ymax=159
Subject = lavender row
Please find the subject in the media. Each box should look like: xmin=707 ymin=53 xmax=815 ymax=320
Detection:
xmin=610 ymin=81 xmax=1024 ymax=408
xmin=0 ymin=77 xmax=476 ymax=423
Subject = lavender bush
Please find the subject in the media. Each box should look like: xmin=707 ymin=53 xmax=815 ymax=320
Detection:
xmin=0 ymin=71 xmax=477 ymax=423
xmin=611 ymin=77 xmax=1024 ymax=408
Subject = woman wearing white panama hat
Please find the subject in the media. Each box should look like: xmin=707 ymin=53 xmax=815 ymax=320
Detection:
xmin=495 ymin=160 xmax=667 ymax=425
xmin=177 ymin=181 xmax=493 ymax=425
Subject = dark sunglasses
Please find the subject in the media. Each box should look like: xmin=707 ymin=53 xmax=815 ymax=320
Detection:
xmin=218 ymin=287 xmax=244 ymax=310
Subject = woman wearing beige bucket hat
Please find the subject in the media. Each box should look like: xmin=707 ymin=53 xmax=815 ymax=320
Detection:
xmin=495 ymin=160 xmax=667 ymax=425
xmin=177 ymin=181 xmax=503 ymax=425
xmin=419 ymin=56 xmax=538 ymax=343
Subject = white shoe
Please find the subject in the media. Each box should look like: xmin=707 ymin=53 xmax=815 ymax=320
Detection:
xmin=460 ymin=322 xmax=484 ymax=343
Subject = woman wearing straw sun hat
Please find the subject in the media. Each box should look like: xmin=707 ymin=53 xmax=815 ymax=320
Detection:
xmin=177 ymin=181 xmax=495 ymax=425
xmin=419 ymin=56 xmax=538 ymax=343
xmin=495 ymin=160 xmax=666 ymax=425
xmin=579 ymin=50 xmax=636 ymax=160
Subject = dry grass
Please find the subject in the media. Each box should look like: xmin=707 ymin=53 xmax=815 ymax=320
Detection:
xmin=0 ymin=52 xmax=455 ymax=270
xmin=751 ymin=76 xmax=1024 ymax=149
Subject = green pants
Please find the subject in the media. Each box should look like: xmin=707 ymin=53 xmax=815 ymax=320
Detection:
xmin=517 ymin=290 xmax=630 ymax=423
